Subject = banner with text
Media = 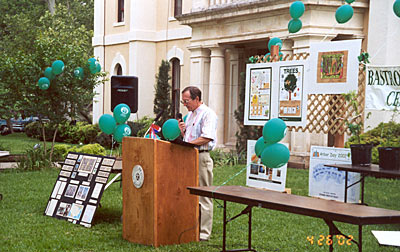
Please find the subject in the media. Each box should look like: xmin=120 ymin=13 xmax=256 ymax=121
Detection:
xmin=365 ymin=65 xmax=400 ymax=110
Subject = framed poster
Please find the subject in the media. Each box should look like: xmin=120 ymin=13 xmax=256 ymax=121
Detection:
xmin=245 ymin=65 xmax=273 ymax=123
xmin=308 ymin=146 xmax=360 ymax=203
xmin=44 ymin=152 xmax=116 ymax=228
xmin=246 ymin=140 xmax=287 ymax=192
xmin=278 ymin=61 xmax=307 ymax=124
xmin=245 ymin=61 xmax=308 ymax=127
xmin=308 ymin=39 xmax=361 ymax=94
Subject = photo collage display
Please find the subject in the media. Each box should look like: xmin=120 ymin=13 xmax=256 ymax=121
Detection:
xmin=44 ymin=152 xmax=115 ymax=227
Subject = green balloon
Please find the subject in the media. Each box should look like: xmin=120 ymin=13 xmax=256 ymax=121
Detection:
xmin=255 ymin=137 xmax=268 ymax=157
xmin=99 ymin=114 xmax=116 ymax=135
xmin=90 ymin=61 xmax=101 ymax=74
xmin=51 ymin=60 xmax=64 ymax=75
xmin=113 ymin=124 xmax=131 ymax=143
xmin=264 ymin=53 xmax=271 ymax=62
xmin=288 ymin=18 xmax=302 ymax=33
xmin=113 ymin=103 xmax=131 ymax=124
xmin=162 ymin=119 xmax=181 ymax=141
xmin=88 ymin=58 xmax=97 ymax=70
xmin=345 ymin=0 xmax=355 ymax=3
xmin=183 ymin=114 xmax=188 ymax=122
xmin=74 ymin=67 xmax=84 ymax=80
xmin=289 ymin=1 xmax=305 ymax=19
xmin=268 ymin=37 xmax=282 ymax=51
xmin=38 ymin=77 xmax=50 ymax=90
xmin=335 ymin=4 xmax=353 ymax=24
xmin=394 ymin=0 xmax=400 ymax=18
xmin=261 ymin=143 xmax=290 ymax=168
xmin=44 ymin=67 xmax=55 ymax=80
xmin=262 ymin=118 xmax=287 ymax=144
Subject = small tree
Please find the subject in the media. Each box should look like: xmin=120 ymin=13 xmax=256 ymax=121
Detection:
xmin=153 ymin=60 xmax=172 ymax=126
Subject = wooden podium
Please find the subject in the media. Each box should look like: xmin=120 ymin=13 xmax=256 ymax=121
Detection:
xmin=122 ymin=137 xmax=199 ymax=247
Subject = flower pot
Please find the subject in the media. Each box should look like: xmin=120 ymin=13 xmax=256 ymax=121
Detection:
xmin=378 ymin=147 xmax=400 ymax=171
xmin=350 ymin=144 xmax=372 ymax=166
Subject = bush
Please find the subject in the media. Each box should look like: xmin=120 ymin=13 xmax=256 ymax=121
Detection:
xmin=210 ymin=149 xmax=246 ymax=167
xmin=127 ymin=116 xmax=154 ymax=137
xmin=95 ymin=132 xmax=113 ymax=149
xmin=68 ymin=143 xmax=106 ymax=157
xmin=345 ymin=121 xmax=400 ymax=164
xmin=17 ymin=147 xmax=52 ymax=171
xmin=52 ymin=144 xmax=71 ymax=161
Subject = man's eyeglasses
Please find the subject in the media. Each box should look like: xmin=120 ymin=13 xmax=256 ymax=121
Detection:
xmin=180 ymin=99 xmax=191 ymax=104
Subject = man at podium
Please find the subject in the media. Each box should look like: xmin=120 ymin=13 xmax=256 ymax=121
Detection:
xmin=178 ymin=86 xmax=218 ymax=241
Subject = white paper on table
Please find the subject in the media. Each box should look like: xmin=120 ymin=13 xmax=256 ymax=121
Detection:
xmin=371 ymin=230 xmax=400 ymax=247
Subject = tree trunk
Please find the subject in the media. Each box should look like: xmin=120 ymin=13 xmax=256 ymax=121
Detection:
xmin=46 ymin=0 xmax=56 ymax=15
xmin=41 ymin=122 xmax=47 ymax=155
xmin=6 ymin=118 xmax=14 ymax=134
xmin=49 ymin=127 xmax=58 ymax=163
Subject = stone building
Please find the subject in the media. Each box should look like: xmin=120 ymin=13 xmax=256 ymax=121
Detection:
xmin=92 ymin=0 xmax=400 ymax=163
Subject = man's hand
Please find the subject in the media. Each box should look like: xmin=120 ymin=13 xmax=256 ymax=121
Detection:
xmin=178 ymin=120 xmax=186 ymax=136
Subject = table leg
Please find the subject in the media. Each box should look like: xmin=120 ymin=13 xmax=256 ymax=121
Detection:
xmin=358 ymin=225 xmax=362 ymax=252
xmin=223 ymin=200 xmax=227 ymax=252
xmin=248 ymin=208 xmax=252 ymax=250
xmin=344 ymin=172 xmax=348 ymax=203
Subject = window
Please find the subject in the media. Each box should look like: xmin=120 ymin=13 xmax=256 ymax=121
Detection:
xmin=174 ymin=0 xmax=182 ymax=17
xmin=171 ymin=58 xmax=181 ymax=116
xmin=115 ymin=64 xmax=122 ymax=75
xmin=118 ymin=0 xmax=124 ymax=23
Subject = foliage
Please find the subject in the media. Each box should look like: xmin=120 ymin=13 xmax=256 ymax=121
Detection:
xmin=343 ymin=90 xmax=370 ymax=144
xmin=127 ymin=116 xmax=155 ymax=138
xmin=94 ymin=132 xmax=113 ymax=149
xmin=234 ymin=72 xmax=260 ymax=154
xmin=17 ymin=146 xmax=52 ymax=171
xmin=153 ymin=60 xmax=172 ymax=126
xmin=52 ymin=144 xmax=71 ymax=161
xmin=67 ymin=143 xmax=106 ymax=157
xmin=0 ymin=142 xmax=9 ymax=151
xmin=210 ymin=149 xmax=246 ymax=166
xmin=346 ymin=121 xmax=400 ymax=164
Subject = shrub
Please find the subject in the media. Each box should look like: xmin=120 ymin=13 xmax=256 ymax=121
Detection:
xmin=25 ymin=121 xmax=42 ymax=139
xmin=17 ymin=147 xmax=52 ymax=171
xmin=210 ymin=149 xmax=245 ymax=167
xmin=52 ymin=144 xmax=71 ymax=161
xmin=127 ymin=116 xmax=154 ymax=137
xmin=345 ymin=121 xmax=400 ymax=164
xmin=95 ymin=132 xmax=113 ymax=149
xmin=68 ymin=143 xmax=106 ymax=156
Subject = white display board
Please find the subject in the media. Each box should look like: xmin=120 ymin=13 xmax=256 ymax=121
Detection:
xmin=308 ymin=40 xmax=361 ymax=94
xmin=244 ymin=60 xmax=308 ymax=127
xmin=246 ymin=140 xmax=287 ymax=192
xmin=309 ymin=146 xmax=360 ymax=203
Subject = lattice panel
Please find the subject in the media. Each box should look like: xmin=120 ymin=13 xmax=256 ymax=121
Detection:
xmin=252 ymin=53 xmax=365 ymax=135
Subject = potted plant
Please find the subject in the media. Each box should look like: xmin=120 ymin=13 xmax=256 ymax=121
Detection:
xmin=378 ymin=109 xmax=400 ymax=170
xmin=343 ymin=91 xmax=372 ymax=166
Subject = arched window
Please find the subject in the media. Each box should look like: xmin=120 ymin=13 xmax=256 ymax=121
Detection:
xmin=115 ymin=64 xmax=123 ymax=75
xmin=171 ymin=58 xmax=181 ymax=116
xmin=174 ymin=0 xmax=182 ymax=17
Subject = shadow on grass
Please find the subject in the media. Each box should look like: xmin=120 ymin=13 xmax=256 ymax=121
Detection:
xmin=93 ymin=207 xmax=122 ymax=225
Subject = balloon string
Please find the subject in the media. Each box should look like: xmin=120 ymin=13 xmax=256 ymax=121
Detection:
xmin=212 ymin=165 xmax=248 ymax=194
xmin=321 ymin=22 xmax=337 ymax=42
xmin=109 ymin=135 xmax=115 ymax=157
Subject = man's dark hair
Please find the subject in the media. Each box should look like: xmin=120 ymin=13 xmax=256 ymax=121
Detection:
xmin=182 ymin=86 xmax=202 ymax=101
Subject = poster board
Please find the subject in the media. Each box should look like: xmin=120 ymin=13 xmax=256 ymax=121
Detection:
xmin=308 ymin=146 xmax=360 ymax=203
xmin=44 ymin=152 xmax=116 ymax=228
xmin=308 ymin=39 xmax=361 ymax=94
xmin=365 ymin=65 xmax=400 ymax=110
xmin=246 ymin=140 xmax=287 ymax=192
xmin=244 ymin=60 xmax=308 ymax=127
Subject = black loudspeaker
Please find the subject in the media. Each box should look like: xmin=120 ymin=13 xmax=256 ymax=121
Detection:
xmin=111 ymin=76 xmax=138 ymax=113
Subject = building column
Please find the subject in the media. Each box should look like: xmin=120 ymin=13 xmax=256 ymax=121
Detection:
xmin=189 ymin=47 xmax=210 ymax=105
xmin=225 ymin=48 xmax=240 ymax=146
xmin=208 ymin=47 xmax=225 ymax=147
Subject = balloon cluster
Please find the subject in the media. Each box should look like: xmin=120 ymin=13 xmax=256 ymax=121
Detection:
xmin=162 ymin=119 xmax=181 ymax=141
xmin=98 ymin=103 xmax=132 ymax=143
xmin=288 ymin=1 xmax=305 ymax=34
xmin=394 ymin=0 xmax=400 ymax=18
xmin=254 ymin=118 xmax=290 ymax=168
xmin=37 ymin=57 xmax=102 ymax=90
xmin=335 ymin=0 xmax=355 ymax=24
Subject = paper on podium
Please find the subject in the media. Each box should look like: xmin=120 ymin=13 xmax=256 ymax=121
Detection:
xmin=371 ymin=230 xmax=400 ymax=247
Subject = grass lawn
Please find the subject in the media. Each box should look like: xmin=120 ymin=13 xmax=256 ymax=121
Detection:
xmin=0 ymin=133 xmax=57 ymax=155
xmin=0 ymin=165 xmax=399 ymax=251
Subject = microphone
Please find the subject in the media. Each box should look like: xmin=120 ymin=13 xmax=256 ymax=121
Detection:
xmin=176 ymin=113 xmax=183 ymax=122
xmin=155 ymin=109 xmax=164 ymax=122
